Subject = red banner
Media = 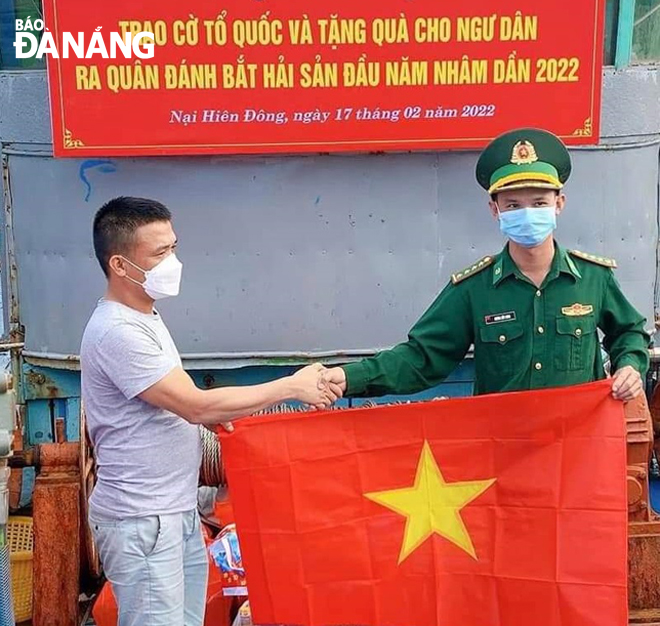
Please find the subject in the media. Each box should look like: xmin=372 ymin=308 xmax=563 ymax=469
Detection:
xmin=219 ymin=380 xmax=627 ymax=626
xmin=43 ymin=0 xmax=605 ymax=157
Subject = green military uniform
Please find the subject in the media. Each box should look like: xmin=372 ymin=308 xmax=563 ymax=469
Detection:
xmin=344 ymin=244 xmax=649 ymax=396
xmin=343 ymin=128 xmax=650 ymax=397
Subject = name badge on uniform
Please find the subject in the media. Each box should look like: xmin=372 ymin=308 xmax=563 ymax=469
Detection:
xmin=561 ymin=303 xmax=594 ymax=317
xmin=484 ymin=311 xmax=516 ymax=325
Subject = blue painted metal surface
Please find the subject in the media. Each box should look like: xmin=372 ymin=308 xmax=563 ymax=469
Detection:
xmin=22 ymin=360 xmax=476 ymax=445
xmin=26 ymin=399 xmax=53 ymax=444
xmin=18 ymin=467 xmax=34 ymax=509
xmin=350 ymin=360 xmax=474 ymax=406
xmin=23 ymin=364 xmax=81 ymax=401
xmin=22 ymin=362 xmax=86 ymax=444
xmin=650 ymin=475 xmax=660 ymax=513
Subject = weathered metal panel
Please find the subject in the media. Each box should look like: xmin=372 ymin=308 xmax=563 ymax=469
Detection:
xmin=4 ymin=142 xmax=658 ymax=361
xmin=0 ymin=67 xmax=659 ymax=366
xmin=8 ymin=150 xmax=445 ymax=356
xmin=23 ymin=364 xmax=82 ymax=400
xmin=601 ymin=66 xmax=660 ymax=138
xmin=0 ymin=71 xmax=50 ymax=144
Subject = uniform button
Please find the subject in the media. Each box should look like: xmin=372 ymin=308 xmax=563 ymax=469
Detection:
xmin=575 ymin=328 xmax=582 ymax=337
xmin=535 ymin=362 xmax=542 ymax=370
xmin=537 ymin=326 xmax=544 ymax=334
xmin=499 ymin=335 xmax=506 ymax=343
xmin=536 ymin=290 xmax=542 ymax=297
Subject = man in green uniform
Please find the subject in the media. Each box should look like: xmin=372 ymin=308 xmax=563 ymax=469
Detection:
xmin=325 ymin=128 xmax=650 ymax=402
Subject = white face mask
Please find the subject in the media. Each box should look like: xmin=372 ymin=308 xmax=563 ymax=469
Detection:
xmin=122 ymin=253 xmax=183 ymax=300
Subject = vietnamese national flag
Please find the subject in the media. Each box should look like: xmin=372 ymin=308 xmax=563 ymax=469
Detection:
xmin=219 ymin=380 xmax=628 ymax=626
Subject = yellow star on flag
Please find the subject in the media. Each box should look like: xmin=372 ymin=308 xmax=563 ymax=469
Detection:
xmin=365 ymin=441 xmax=496 ymax=564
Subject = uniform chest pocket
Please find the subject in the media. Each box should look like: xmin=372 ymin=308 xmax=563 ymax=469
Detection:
xmin=478 ymin=321 xmax=525 ymax=375
xmin=554 ymin=315 xmax=598 ymax=371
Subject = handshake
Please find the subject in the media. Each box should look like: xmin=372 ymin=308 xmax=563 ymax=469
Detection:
xmin=289 ymin=363 xmax=348 ymax=410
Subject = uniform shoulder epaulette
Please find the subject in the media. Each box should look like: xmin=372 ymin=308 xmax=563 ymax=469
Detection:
xmin=451 ymin=256 xmax=494 ymax=284
xmin=569 ymin=249 xmax=617 ymax=268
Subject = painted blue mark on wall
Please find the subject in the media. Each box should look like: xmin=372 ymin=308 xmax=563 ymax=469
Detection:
xmin=79 ymin=159 xmax=117 ymax=202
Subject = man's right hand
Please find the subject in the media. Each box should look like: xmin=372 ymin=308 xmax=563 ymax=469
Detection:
xmin=290 ymin=364 xmax=340 ymax=409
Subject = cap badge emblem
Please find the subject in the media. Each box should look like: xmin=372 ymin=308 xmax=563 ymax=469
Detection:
xmin=510 ymin=140 xmax=538 ymax=165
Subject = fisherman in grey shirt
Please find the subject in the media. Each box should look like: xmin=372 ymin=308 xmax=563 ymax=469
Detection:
xmin=81 ymin=197 xmax=338 ymax=626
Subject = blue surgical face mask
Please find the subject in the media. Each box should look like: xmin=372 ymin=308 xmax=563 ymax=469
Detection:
xmin=497 ymin=206 xmax=557 ymax=248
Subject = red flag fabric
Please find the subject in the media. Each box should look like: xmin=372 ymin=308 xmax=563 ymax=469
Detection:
xmin=219 ymin=380 xmax=628 ymax=626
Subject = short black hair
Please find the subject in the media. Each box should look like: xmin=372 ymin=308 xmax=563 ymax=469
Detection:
xmin=93 ymin=196 xmax=172 ymax=276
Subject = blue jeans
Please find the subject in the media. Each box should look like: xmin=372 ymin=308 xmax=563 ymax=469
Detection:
xmin=89 ymin=507 xmax=209 ymax=626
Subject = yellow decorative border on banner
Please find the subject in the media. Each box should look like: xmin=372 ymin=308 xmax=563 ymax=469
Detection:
xmin=572 ymin=118 xmax=593 ymax=137
xmin=63 ymin=129 xmax=84 ymax=148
